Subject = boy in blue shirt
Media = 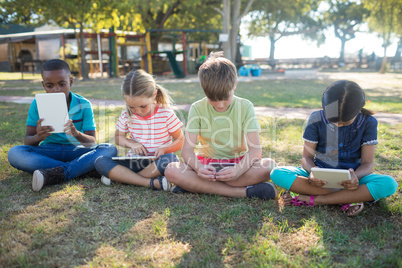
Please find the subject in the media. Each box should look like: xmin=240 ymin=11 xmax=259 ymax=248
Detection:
xmin=7 ymin=59 xmax=117 ymax=191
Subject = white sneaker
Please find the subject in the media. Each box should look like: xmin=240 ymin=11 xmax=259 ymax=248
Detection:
xmin=158 ymin=176 xmax=172 ymax=191
xmin=101 ymin=175 xmax=112 ymax=186
xmin=32 ymin=170 xmax=45 ymax=192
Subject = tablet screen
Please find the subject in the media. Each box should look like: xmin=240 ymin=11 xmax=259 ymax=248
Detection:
xmin=35 ymin=93 xmax=69 ymax=133
xmin=112 ymin=156 xmax=156 ymax=161
xmin=209 ymin=162 xmax=236 ymax=172
xmin=311 ymin=167 xmax=351 ymax=189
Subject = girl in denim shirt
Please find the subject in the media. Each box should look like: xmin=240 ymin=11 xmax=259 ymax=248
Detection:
xmin=270 ymin=80 xmax=397 ymax=216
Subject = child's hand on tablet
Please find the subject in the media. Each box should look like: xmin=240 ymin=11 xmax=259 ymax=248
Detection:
xmin=36 ymin=119 xmax=53 ymax=140
xmin=215 ymin=166 xmax=237 ymax=182
xmin=340 ymin=168 xmax=359 ymax=190
xmin=197 ymin=165 xmax=216 ymax=181
xmin=127 ymin=140 xmax=148 ymax=156
xmin=64 ymin=119 xmax=78 ymax=137
xmin=308 ymin=170 xmax=327 ymax=187
xmin=154 ymin=147 xmax=166 ymax=159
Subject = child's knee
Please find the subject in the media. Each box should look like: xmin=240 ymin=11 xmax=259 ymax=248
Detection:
xmin=270 ymin=167 xmax=294 ymax=190
xmin=366 ymin=174 xmax=398 ymax=200
xmin=97 ymin=143 xmax=117 ymax=156
xmin=261 ymin=158 xmax=277 ymax=172
xmin=380 ymin=175 xmax=398 ymax=198
xmin=164 ymin=162 xmax=182 ymax=183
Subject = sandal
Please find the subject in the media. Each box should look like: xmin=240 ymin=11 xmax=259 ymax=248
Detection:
xmin=340 ymin=203 xmax=364 ymax=217
xmin=285 ymin=191 xmax=315 ymax=207
xmin=150 ymin=176 xmax=172 ymax=191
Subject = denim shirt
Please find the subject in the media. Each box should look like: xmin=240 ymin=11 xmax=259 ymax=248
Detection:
xmin=303 ymin=110 xmax=378 ymax=170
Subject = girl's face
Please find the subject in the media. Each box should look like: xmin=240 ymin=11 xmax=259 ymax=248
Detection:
xmin=124 ymin=94 xmax=156 ymax=117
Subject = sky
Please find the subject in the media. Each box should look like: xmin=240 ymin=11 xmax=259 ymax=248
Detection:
xmin=240 ymin=27 xmax=399 ymax=60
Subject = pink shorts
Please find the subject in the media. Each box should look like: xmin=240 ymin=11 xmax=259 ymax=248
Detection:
xmin=197 ymin=155 xmax=245 ymax=165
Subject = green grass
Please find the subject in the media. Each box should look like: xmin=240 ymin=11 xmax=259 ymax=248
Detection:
xmin=0 ymin=100 xmax=400 ymax=267
xmin=1 ymin=71 xmax=401 ymax=113
xmin=0 ymin=72 xmax=42 ymax=81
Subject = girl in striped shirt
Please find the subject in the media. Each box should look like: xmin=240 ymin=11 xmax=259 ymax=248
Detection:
xmin=95 ymin=70 xmax=184 ymax=191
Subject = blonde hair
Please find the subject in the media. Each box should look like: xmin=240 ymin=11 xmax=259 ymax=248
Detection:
xmin=121 ymin=69 xmax=173 ymax=117
xmin=198 ymin=51 xmax=237 ymax=101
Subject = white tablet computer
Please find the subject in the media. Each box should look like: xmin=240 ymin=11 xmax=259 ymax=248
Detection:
xmin=35 ymin=93 xmax=69 ymax=133
xmin=209 ymin=162 xmax=236 ymax=172
xmin=310 ymin=167 xmax=351 ymax=189
xmin=112 ymin=156 xmax=156 ymax=161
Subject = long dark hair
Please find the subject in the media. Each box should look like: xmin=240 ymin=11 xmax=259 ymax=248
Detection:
xmin=322 ymin=80 xmax=374 ymax=122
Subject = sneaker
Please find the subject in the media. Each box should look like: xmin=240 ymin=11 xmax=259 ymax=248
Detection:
xmin=101 ymin=175 xmax=113 ymax=186
xmin=158 ymin=176 xmax=172 ymax=191
xmin=246 ymin=181 xmax=278 ymax=200
xmin=32 ymin=167 xmax=66 ymax=192
xmin=170 ymin=185 xmax=189 ymax=194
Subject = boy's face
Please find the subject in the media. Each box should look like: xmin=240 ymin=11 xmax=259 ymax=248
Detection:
xmin=207 ymin=90 xmax=234 ymax=112
xmin=41 ymin=69 xmax=73 ymax=99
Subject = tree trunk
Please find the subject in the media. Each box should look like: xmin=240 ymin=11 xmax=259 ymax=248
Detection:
xmin=79 ymin=25 xmax=89 ymax=80
xmin=394 ymin=37 xmax=402 ymax=62
xmin=269 ymin=35 xmax=276 ymax=69
xmin=379 ymin=43 xmax=387 ymax=74
xmin=222 ymin=0 xmax=253 ymax=62
xmin=339 ymin=37 xmax=346 ymax=64
xmin=222 ymin=0 xmax=231 ymax=60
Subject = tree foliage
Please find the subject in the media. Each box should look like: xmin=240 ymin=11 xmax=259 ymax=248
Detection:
xmin=364 ymin=0 xmax=402 ymax=73
xmin=325 ymin=0 xmax=369 ymax=63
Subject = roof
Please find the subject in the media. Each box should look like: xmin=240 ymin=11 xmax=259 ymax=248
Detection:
xmin=0 ymin=23 xmax=35 ymax=35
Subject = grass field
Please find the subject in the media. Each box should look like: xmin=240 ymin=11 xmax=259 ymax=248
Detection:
xmin=0 ymin=72 xmax=401 ymax=267
xmin=1 ymin=71 xmax=401 ymax=113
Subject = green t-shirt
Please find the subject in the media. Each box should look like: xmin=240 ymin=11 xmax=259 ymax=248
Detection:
xmin=186 ymin=96 xmax=260 ymax=159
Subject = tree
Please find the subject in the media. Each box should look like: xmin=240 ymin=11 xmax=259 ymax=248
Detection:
xmin=364 ymin=0 xmax=402 ymax=73
xmin=326 ymin=0 xmax=369 ymax=64
xmin=2 ymin=0 xmax=119 ymax=79
xmin=36 ymin=0 xmax=120 ymax=79
xmin=213 ymin=0 xmax=254 ymax=62
xmin=247 ymin=0 xmax=323 ymax=68
xmin=115 ymin=0 xmax=221 ymax=51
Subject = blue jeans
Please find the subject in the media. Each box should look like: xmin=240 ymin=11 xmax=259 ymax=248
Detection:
xmin=7 ymin=143 xmax=117 ymax=181
xmin=95 ymin=153 xmax=179 ymax=177
xmin=270 ymin=166 xmax=398 ymax=201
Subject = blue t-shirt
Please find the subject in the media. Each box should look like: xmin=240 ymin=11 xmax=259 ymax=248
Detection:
xmin=303 ymin=110 xmax=378 ymax=170
xmin=27 ymin=92 xmax=96 ymax=145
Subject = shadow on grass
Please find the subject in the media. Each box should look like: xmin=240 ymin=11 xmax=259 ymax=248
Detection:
xmin=0 ymin=166 xmax=401 ymax=267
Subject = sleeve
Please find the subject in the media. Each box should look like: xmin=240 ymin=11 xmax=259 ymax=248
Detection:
xmin=166 ymin=109 xmax=184 ymax=133
xmin=185 ymin=104 xmax=201 ymax=134
xmin=302 ymin=111 xmax=321 ymax=144
xmin=26 ymin=100 xmax=39 ymax=127
xmin=115 ymin=110 xmax=129 ymax=133
xmin=81 ymin=101 xmax=96 ymax=131
xmin=361 ymin=116 xmax=378 ymax=146
xmin=242 ymin=100 xmax=260 ymax=133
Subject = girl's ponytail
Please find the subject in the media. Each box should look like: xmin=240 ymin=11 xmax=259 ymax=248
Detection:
xmin=155 ymin=84 xmax=173 ymax=107
xmin=360 ymin=107 xmax=374 ymax=116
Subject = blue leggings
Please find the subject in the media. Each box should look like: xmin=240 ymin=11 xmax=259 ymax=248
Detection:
xmin=270 ymin=166 xmax=398 ymax=201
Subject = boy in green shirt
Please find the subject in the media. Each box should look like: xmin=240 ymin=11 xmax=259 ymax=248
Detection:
xmin=165 ymin=52 xmax=278 ymax=199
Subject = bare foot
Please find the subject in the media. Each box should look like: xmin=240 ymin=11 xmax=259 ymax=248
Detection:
xmin=282 ymin=191 xmax=293 ymax=206
xmin=341 ymin=203 xmax=364 ymax=217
